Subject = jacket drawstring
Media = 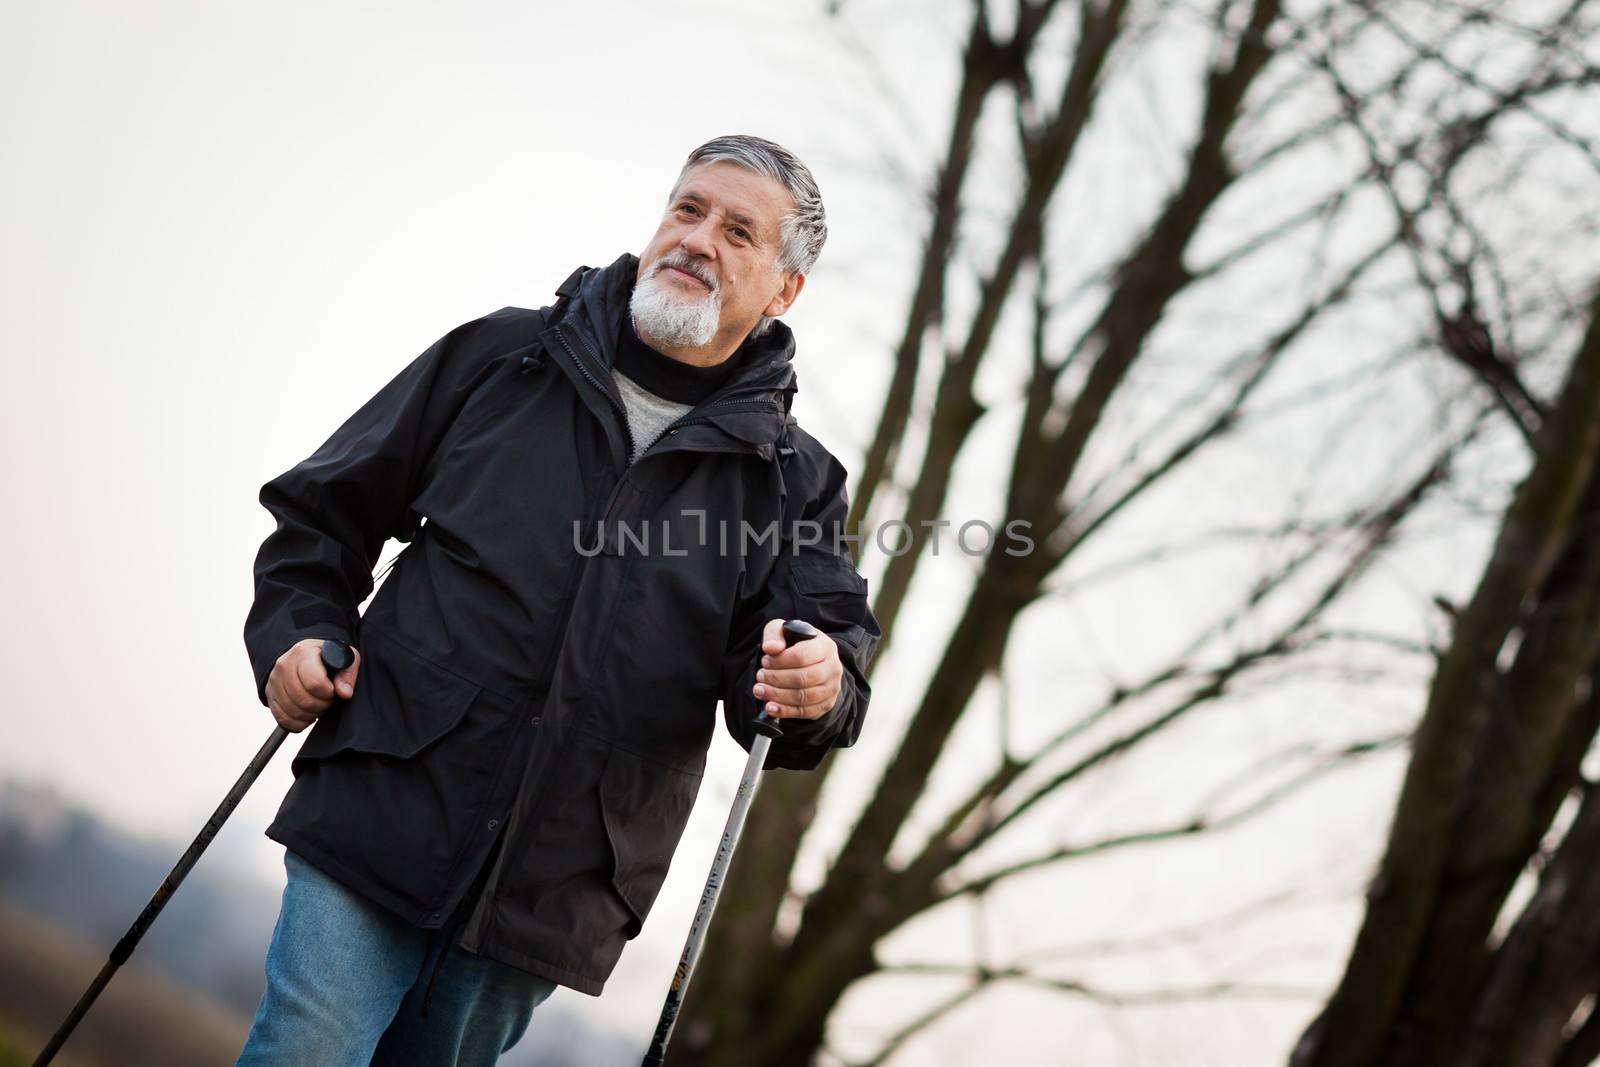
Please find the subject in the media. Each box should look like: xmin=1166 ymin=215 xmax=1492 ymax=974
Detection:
xmin=419 ymin=830 xmax=508 ymax=1018
xmin=413 ymin=928 xmax=439 ymax=1017
xmin=419 ymin=935 xmax=447 ymax=1019
xmin=419 ymin=905 xmax=476 ymax=1018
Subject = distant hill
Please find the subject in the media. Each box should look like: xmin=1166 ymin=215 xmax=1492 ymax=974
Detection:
xmin=0 ymin=778 xmax=279 ymax=1016
xmin=0 ymin=777 xmax=640 ymax=1065
xmin=0 ymin=900 xmax=247 ymax=1067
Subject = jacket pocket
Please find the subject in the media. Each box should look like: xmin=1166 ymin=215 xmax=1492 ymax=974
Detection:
xmin=790 ymin=553 xmax=868 ymax=596
xmin=598 ymin=745 xmax=702 ymax=938
xmin=786 ymin=553 xmax=871 ymax=648
xmin=293 ymin=625 xmax=479 ymax=765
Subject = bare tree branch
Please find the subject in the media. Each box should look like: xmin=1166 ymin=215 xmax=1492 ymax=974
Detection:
xmin=940 ymin=734 xmax=1407 ymax=903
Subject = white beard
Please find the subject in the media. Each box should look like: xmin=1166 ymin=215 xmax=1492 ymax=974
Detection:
xmin=631 ymin=255 xmax=722 ymax=348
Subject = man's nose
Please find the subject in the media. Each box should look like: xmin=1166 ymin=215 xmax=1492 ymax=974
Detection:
xmin=679 ymin=216 xmax=718 ymax=259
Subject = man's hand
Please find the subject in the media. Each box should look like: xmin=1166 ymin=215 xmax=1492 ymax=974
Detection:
xmin=752 ymin=618 xmax=843 ymax=720
xmin=266 ymin=638 xmax=361 ymax=733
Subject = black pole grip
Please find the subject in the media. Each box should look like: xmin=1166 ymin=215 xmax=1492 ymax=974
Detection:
xmin=319 ymin=638 xmax=354 ymax=678
xmin=752 ymin=619 xmax=821 ymax=739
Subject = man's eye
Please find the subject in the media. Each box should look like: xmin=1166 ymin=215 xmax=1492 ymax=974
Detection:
xmin=677 ymin=204 xmax=699 ymax=216
xmin=731 ymin=227 xmax=751 ymax=241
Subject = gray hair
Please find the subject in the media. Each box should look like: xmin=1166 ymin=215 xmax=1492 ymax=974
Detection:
xmin=671 ymin=135 xmax=827 ymax=338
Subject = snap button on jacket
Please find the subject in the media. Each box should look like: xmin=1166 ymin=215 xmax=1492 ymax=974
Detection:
xmin=242 ymin=253 xmax=880 ymax=995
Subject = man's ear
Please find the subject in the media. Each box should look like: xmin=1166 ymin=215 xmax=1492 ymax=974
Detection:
xmin=762 ymin=272 xmax=806 ymax=319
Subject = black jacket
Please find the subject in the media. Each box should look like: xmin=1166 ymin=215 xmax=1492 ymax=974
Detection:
xmin=243 ymin=253 xmax=880 ymax=995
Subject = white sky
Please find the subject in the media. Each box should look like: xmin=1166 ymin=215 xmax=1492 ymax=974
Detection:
xmin=0 ymin=2 xmax=1563 ymax=1065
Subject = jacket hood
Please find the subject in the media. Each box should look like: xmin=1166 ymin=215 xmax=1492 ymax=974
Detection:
xmin=556 ymin=253 xmax=799 ymax=445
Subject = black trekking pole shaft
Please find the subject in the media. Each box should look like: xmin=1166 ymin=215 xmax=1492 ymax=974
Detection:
xmin=642 ymin=619 xmax=819 ymax=1067
xmin=31 ymin=639 xmax=353 ymax=1067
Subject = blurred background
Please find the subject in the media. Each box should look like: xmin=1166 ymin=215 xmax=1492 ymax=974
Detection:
xmin=3 ymin=1 xmax=1599 ymax=1064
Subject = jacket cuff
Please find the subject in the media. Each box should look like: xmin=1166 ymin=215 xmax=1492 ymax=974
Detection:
xmin=759 ymin=662 xmax=856 ymax=771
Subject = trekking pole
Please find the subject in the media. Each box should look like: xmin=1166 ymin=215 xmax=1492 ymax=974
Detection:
xmin=31 ymin=638 xmax=354 ymax=1067
xmin=642 ymin=618 xmax=820 ymax=1067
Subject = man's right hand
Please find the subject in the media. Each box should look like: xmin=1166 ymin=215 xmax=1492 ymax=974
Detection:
xmin=267 ymin=638 xmax=362 ymax=733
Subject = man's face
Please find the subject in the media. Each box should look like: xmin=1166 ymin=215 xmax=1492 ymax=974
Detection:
xmin=633 ymin=160 xmax=804 ymax=356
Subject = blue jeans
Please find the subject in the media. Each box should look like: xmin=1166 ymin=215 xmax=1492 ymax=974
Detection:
xmin=236 ymin=849 xmax=556 ymax=1066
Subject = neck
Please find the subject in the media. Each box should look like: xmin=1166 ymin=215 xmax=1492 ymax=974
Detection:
xmin=632 ymin=317 xmax=745 ymax=368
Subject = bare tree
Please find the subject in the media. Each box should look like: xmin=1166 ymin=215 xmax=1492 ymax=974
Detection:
xmin=669 ymin=2 xmax=1600 ymax=1063
xmin=1287 ymin=2 xmax=1600 ymax=1053
xmin=1292 ymin=288 xmax=1600 ymax=1067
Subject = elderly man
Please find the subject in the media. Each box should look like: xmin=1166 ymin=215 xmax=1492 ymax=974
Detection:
xmin=235 ymin=134 xmax=880 ymax=1065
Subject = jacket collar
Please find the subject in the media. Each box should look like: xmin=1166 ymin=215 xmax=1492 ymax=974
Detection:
xmin=551 ymin=254 xmax=798 ymax=447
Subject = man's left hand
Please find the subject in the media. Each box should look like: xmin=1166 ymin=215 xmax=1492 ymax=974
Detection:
xmin=752 ymin=617 xmax=844 ymax=720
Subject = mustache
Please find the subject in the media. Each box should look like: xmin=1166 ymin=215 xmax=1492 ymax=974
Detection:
xmin=649 ymin=251 xmax=719 ymax=292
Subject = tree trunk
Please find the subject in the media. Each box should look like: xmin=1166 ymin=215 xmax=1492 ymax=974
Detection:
xmin=1297 ymin=291 xmax=1600 ymax=1066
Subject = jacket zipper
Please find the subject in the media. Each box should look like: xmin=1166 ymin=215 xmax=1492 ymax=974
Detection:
xmin=664 ymin=399 xmax=781 ymax=429
xmin=555 ymin=325 xmax=637 ymax=463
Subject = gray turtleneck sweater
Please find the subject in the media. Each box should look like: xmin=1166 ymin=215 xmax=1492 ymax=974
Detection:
xmin=612 ymin=370 xmax=693 ymax=464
